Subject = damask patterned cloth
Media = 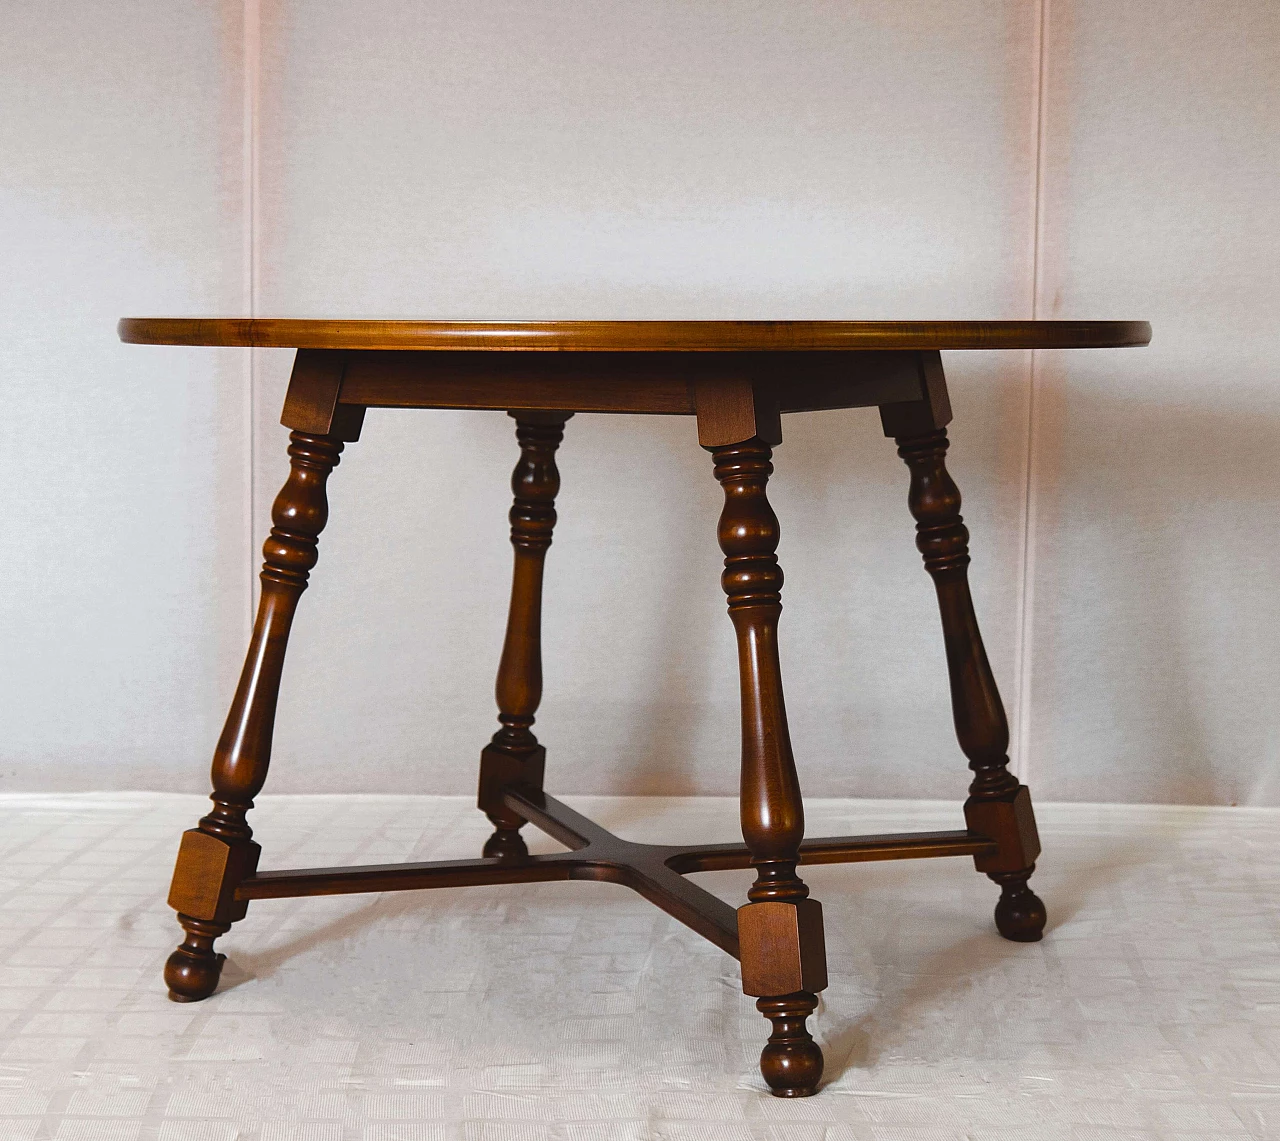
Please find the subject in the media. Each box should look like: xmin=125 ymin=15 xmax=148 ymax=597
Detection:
xmin=0 ymin=793 xmax=1276 ymax=1140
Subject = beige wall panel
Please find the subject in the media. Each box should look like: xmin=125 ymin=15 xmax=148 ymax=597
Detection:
xmin=0 ymin=2 xmax=250 ymax=789
xmin=1030 ymin=1 xmax=1280 ymax=802
xmin=254 ymin=1 xmax=1039 ymax=797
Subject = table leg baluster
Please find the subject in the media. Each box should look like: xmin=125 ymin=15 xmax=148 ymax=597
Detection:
xmin=893 ymin=427 xmax=1047 ymax=942
xmin=164 ymin=430 xmax=347 ymax=1001
xmin=711 ymin=438 xmax=827 ymax=1098
xmin=478 ymin=412 xmax=571 ymax=859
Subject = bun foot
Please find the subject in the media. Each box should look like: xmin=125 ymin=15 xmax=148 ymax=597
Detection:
xmin=991 ymin=866 xmax=1047 ymax=942
xmin=757 ymin=992 xmax=823 ymax=1097
xmin=482 ymin=827 xmax=529 ymax=860
xmin=165 ymin=916 xmax=228 ymax=1002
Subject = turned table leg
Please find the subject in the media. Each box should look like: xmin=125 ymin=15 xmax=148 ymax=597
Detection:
xmin=478 ymin=412 xmax=571 ymax=859
xmin=710 ymin=437 xmax=827 ymax=1098
xmin=886 ymin=408 xmax=1046 ymax=942
xmin=164 ymin=429 xmax=349 ymax=1000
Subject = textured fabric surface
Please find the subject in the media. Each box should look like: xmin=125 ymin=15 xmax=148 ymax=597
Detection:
xmin=1 ymin=793 xmax=1277 ymax=1139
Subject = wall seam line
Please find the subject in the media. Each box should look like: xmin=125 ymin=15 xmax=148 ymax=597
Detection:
xmin=1013 ymin=0 xmax=1050 ymax=787
xmin=243 ymin=0 xmax=261 ymax=641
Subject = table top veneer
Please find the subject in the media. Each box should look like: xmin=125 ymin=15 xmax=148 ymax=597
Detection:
xmin=118 ymin=318 xmax=1152 ymax=352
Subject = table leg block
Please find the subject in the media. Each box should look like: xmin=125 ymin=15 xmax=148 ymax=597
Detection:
xmin=965 ymin=785 xmax=1041 ymax=874
xmin=739 ymin=903 xmax=826 ymax=1097
xmin=165 ymin=831 xmax=260 ymax=1002
xmin=738 ymin=898 xmax=828 ymax=997
xmin=168 ymin=829 xmax=260 ymax=924
xmin=478 ymin=745 xmax=546 ymax=859
xmin=966 ymin=787 xmax=1046 ymax=942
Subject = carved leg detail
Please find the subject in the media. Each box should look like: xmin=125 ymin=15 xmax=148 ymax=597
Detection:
xmin=757 ymin=992 xmax=824 ymax=1096
xmin=991 ymin=865 xmax=1047 ymax=942
xmin=479 ymin=413 xmax=571 ymax=856
xmin=164 ymin=431 xmax=346 ymax=1000
xmin=711 ymin=438 xmax=826 ymax=1098
xmin=165 ymin=916 xmax=230 ymax=1002
xmin=894 ymin=427 xmax=1046 ymax=942
xmin=482 ymin=826 xmax=529 ymax=861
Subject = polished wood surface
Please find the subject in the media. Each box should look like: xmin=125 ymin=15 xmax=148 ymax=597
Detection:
xmin=165 ymin=430 xmax=348 ymax=1001
xmin=711 ymin=437 xmax=825 ymax=1095
xmin=233 ymin=786 xmax=995 ymax=941
xmin=235 ymin=825 xmax=998 ymax=902
xmin=133 ymin=318 xmax=1148 ymax=1096
xmin=890 ymin=425 xmax=1046 ymax=942
xmin=119 ymin=317 xmax=1151 ymax=352
xmin=478 ymin=413 xmax=570 ymax=860
xmin=325 ymin=348 xmax=939 ymax=423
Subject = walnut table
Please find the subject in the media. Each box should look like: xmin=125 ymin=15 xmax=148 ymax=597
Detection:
xmin=118 ymin=318 xmax=1150 ymax=1096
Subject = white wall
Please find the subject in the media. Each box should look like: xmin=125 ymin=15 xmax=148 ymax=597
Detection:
xmin=1027 ymin=0 xmax=1280 ymax=804
xmin=0 ymin=0 xmax=251 ymax=790
xmin=1 ymin=1 xmax=1276 ymax=805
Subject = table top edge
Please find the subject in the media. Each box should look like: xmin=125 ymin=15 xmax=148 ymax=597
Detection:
xmin=118 ymin=317 xmax=1153 ymax=351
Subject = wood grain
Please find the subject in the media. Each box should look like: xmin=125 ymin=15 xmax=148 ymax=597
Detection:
xmin=892 ymin=424 xmax=1047 ymax=944
xmin=709 ymin=436 xmax=826 ymax=1096
xmin=335 ymin=349 xmax=929 ymax=419
xmin=125 ymin=312 xmax=1144 ymax=1091
xmin=478 ymin=413 xmax=570 ymax=860
xmin=280 ymin=350 xmax=365 ymax=440
xmin=118 ymin=317 xmax=1151 ymax=352
xmin=164 ymin=429 xmax=347 ymax=1002
xmin=230 ymin=785 xmax=1010 ymax=964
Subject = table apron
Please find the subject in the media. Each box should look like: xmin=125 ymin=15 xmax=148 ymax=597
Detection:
xmin=332 ymin=349 xmax=929 ymax=415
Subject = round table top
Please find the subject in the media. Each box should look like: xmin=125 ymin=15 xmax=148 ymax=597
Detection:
xmin=118 ymin=318 xmax=1150 ymax=352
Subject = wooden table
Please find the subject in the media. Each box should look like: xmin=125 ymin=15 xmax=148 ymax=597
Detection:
xmin=119 ymin=318 xmax=1150 ymax=1096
